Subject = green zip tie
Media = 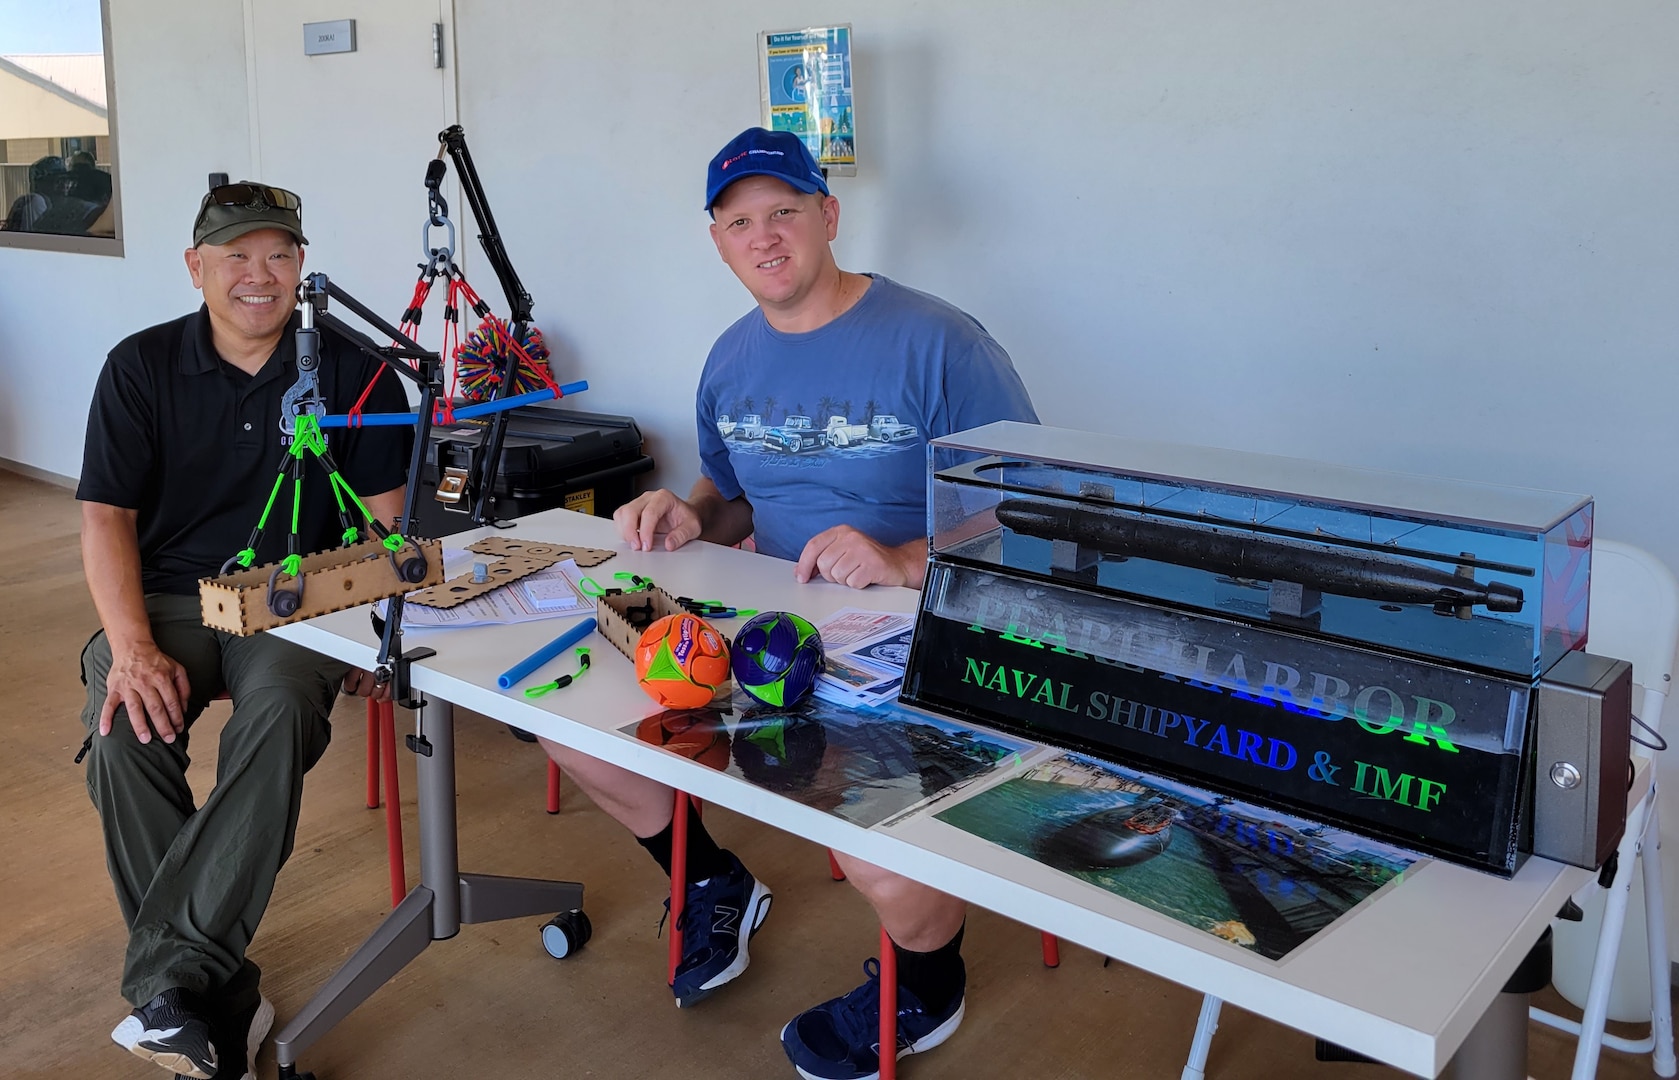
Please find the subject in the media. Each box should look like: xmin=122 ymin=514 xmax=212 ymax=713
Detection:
xmin=523 ymin=648 xmax=591 ymax=698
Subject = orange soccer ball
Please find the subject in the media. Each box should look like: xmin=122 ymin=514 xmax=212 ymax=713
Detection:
xmin=634 ymin=613 xmax=732 ymax=709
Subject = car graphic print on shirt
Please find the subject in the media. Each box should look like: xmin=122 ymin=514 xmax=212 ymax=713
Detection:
xmin=763 ymin=415 xmax=822 ymax=454
xmin=715 ymin=403 xmax=920 ymax=462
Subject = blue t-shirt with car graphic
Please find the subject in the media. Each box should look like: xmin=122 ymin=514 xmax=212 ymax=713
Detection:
xmin=696 ymin=275 xmax=1038 ymax=562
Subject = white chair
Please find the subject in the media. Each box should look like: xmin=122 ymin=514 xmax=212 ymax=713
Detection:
xmin=1179 ymin=539 xmax=1679 ymax=1080
xmin=1531 ymin=539 xmax=1678 ymax=1079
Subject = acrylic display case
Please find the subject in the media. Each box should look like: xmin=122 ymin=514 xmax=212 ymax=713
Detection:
xmin=925 ymin=422 xmax=1593 ymax=680
xmin=902 ymin=422 xmax=1597 ymax=875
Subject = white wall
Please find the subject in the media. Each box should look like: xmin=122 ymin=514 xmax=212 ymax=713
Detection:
xmin=451 ymin=0 xmax=1679 ymax=568
xmin=2 ymin=1 xmax=1675 ymax=575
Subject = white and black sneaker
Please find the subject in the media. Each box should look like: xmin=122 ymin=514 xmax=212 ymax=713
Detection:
xmin=196 ymin=995 xmax=274 ymax=1080
xmin=111 ymin=987 xmax=218 ymax=1079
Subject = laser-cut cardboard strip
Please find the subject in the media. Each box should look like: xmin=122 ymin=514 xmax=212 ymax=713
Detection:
xmin=406 ymin=554 xmax=557 ymax=608
xmin=403 ymin=537 xmax=618 ymax=609
xmin=467 ymin=537 xmax=617 ymax=567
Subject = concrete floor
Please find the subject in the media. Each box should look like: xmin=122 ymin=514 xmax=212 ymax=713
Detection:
xmin=0 ymin=469 xmax=1664 ymax=1079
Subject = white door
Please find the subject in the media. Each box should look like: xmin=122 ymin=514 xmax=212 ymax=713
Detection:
xmin=245 ymin=0 xmax=457 ymax=346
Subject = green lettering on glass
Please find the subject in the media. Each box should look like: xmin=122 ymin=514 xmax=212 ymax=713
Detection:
xmin=1351 ymin=761 xmax=1447 ymax=813
xmin=1353 ymin=685 xmax=1406 ymax=736
xmin=1000 ymin=622 xmax=1045 ymax=648
xmin=1401 ymin=696 xmax=1460 ymax=753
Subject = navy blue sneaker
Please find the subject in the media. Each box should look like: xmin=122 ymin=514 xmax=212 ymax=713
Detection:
xmin=111 ymin=987 xmax=218 ymax=1078
xmin=780 ymin=958 xmax=966 ymax=1080
xmin=666 ymin=850 xmax=772 ymax=1007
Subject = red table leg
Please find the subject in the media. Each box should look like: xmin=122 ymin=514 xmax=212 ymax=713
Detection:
xmin=668 ymin=791 xmax=690 ymax=985
xmin=879 ymin=925 xmax=898 ymax=1080
xmin=365 ymin=698 xmax=380 ymax=809
xmin=379 ymin=701 xmax=405 ymax=908
xmin=1041 ymin=932 xmax=1061 ymax=968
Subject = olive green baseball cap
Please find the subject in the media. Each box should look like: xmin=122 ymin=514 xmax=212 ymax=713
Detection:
xmin=192 ymin=181 xmax=308 ymax=247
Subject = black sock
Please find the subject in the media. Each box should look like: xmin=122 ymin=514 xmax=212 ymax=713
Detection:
xmin=891 ymin=922 xmax=966 ymax=1016
xmin=635 ymin=799 xmax=731 ymax=883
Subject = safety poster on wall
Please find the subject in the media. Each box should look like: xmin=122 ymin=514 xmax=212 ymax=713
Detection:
xmin=758 ymin=24 xmax=856 ymax=174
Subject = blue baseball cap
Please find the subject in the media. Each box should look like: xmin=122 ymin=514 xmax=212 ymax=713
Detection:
xmin=705 ymin=128 xmax=829 ymax=213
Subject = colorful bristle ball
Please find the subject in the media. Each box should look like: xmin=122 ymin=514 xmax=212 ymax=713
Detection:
xmin=634 ymin=613 xmax=732 ymax=709
xmin=455 ymin=320 xmax=552 ymax=402
xmin=730 ymin=611 xmax=824 ymax=707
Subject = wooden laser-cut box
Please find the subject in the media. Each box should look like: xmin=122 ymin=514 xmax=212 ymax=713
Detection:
xmin=595 ymin=586 xmax=687 ymax=663
xmin=200 ymin=537 xmax=445 ymax=636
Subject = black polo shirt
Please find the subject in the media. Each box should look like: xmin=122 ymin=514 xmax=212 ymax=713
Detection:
xmin=77 ymin=305 xmax=413 ymax=595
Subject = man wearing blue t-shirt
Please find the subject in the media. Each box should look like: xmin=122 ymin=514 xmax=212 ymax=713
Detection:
xmin=541 ymin=127 xmax=1037 ymax=1078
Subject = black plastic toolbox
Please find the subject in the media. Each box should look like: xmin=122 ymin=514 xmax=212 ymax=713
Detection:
xmin=409 ymin=404 xmax=654 ymax=537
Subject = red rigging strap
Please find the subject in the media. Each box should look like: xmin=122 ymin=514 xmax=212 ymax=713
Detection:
xmin=347 ymin=271 xmax=437 ymax=426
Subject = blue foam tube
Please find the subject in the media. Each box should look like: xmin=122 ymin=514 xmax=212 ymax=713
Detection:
xmin=320 ymin=380 xmax=590 ymax=428
xmin=318 ymin=412 xmax=417 ymax=427
xmin=497 ymin=616 xmax=597 ymax=690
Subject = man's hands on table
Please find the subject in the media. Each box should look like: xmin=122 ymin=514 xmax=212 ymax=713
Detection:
xmin=795 ymin=526 xmax=927 ymax=590
xmin=616 ymin=489 xmax=707 ymax=552
xmin=613 ymin=488 xmax=927 ymax=591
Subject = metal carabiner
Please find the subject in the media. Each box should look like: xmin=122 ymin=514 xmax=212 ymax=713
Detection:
xmin=421 ymin=214 xmax=455 ymax=266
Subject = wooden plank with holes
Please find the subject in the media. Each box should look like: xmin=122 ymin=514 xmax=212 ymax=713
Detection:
xmin=404 ymin=536 xmax=617 ymax=609
xmin=467 ymin=537 xmax=617 ymax=567
xmin=406 ymin=553 xmax=558 ymax=608
xmin=200 ymin=537 xmax=445 ymax=636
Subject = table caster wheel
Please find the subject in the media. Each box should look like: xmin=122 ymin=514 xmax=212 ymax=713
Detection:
xmin=541 ymin=908 xmax=592 ymax=959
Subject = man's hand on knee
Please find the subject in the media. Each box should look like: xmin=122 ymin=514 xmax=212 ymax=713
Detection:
xmin=100 ymin=642 xmax=191 ymax=744
xmin=341 ymin=665 xmax=391 ymax=702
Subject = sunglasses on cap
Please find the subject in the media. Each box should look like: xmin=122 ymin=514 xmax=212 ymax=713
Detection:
xmin=200 ymin=182 xmax=302 ymax=214
xmin=194 ymin=183 xmax=302 ymax=233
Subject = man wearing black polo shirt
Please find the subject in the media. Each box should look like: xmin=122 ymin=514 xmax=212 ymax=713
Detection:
xmin=75 ymin=183 xmax=410 ymax=1080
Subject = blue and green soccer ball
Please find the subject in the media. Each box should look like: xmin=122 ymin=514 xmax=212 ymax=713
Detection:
xmin=730 ymin=611 xmax=824 ymax=707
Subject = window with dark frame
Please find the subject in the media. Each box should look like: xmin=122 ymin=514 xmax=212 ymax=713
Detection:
xmin=0 ymin=0 xmax=122 ymax=254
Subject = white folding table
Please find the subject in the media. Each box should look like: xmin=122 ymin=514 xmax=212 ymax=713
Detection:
xmin=269 ymin=507 xmax=1597 ymax=1079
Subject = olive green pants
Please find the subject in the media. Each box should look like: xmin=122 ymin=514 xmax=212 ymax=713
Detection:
xmin=79 ymin=593 xmax=345 ymax=1012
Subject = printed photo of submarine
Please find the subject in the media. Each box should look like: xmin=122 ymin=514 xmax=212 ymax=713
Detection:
xmin=936 ymin=752 xmax=1418 ymax=961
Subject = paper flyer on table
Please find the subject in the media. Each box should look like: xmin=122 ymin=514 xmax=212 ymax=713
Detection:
xmin=813 ymin=608 xmax=915 ymax=707
xmin=396 ymin=550 xmax=591 ymax=629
